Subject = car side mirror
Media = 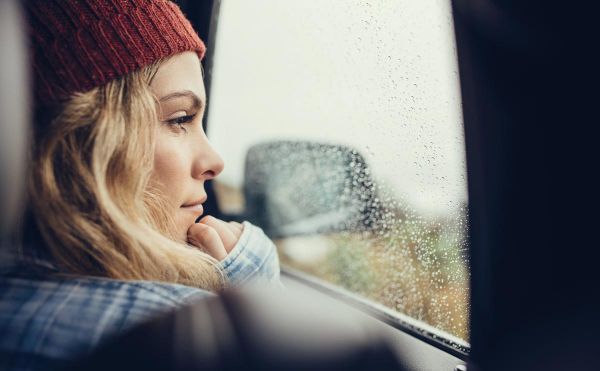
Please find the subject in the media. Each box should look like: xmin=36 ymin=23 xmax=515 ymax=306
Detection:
xmin=241 ymin=141 xmax=383 ymax=238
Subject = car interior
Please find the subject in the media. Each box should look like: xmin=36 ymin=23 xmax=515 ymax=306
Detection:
xmin=1 ymin=0 xmax=597 ymax=370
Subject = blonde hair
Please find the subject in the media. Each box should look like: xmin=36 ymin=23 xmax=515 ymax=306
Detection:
xmin=28 ymin=60 xmax=224 ymax=291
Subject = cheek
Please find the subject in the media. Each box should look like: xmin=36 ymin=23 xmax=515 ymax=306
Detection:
xmin=152 ymin=137 xmax=188 ymax=211
xmin=151 ymin=132 xmax=198 ymax=240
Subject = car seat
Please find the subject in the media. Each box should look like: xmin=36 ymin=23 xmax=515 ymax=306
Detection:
xmin=0 ymin=0 xmax=29 ymax=248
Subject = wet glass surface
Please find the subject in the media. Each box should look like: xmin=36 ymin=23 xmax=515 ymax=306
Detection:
xmin=208 ymin=0 xmax=469 ymax=341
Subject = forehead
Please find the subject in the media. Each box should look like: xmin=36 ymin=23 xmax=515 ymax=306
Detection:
xmin=150 ymin=51 xmax=205 ymax=100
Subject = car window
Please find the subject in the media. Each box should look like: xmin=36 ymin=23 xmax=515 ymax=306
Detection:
xmin=207 ymin=0 xmax=469 ymax=342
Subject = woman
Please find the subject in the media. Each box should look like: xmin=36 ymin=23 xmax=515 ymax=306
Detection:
xmin=0 ymin=0 xmax=279 ymax=369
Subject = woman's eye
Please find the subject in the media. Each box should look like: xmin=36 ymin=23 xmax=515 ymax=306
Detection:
xmin=165 ymin=114 xmax=196 ymax=132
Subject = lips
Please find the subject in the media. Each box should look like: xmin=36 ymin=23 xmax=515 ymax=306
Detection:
xmin=181 ymin=196 xmax=207 ymax=216
xmin=181 ymin=202 xmax=203 ymax=210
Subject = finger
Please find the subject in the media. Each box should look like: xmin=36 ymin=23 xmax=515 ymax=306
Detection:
xmin=227 ymin=221 xmax=243 ymax=238
xmin=187 ymin=223 xmax=227 ymax=260
xmin=199 ymin=216 xmax=238 ymax=252
xmin=220 ymin=220 xmax=242 ymax=240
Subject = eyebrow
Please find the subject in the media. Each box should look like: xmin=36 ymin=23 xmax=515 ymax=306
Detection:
xmin=158 ymin=90 xmax=203 ymax=111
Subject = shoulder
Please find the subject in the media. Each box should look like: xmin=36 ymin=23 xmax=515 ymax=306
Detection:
xmin=1 ymin=273 xmax=211 ymax=321
xmin=0 ymin=273 xmax=211 ymax=370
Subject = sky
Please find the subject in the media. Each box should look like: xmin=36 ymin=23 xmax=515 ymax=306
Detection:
xmin=207 ymin=0 xmax=467 ymax=218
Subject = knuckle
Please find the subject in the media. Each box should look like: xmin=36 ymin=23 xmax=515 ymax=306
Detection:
xmin=188 ymin=223 xmax=214 ymax=239
xmin=199 ymin=227 xmax=218 ymax=240
xmin=199 ymin=215 xmax=217 ymax=225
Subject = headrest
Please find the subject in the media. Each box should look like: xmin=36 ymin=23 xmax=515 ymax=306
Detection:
xmin=0 ymin=0 xmax=29 ymax=241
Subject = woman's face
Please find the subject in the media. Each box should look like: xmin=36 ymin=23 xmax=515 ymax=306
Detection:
xmin=150 ymin=51 xmax=224 ymax=240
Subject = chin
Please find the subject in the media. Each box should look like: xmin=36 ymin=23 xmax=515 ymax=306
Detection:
xmin=173 ymin=216 xmax=191 ymax=242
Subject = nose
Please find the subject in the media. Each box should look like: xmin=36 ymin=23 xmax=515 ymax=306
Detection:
xmin=191 ymin=132 xmax=224 ymax=181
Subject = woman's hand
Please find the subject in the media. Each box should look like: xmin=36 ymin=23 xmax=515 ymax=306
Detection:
xmin=187 ymin=216 xmax=243 ymax=261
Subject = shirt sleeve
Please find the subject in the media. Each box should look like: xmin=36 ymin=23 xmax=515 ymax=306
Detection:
xmin=217 ymin=221 xmax=282 ymax=287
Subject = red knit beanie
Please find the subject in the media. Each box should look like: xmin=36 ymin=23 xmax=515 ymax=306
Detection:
xmin=25 ymin=0 xmax=206 ymax=107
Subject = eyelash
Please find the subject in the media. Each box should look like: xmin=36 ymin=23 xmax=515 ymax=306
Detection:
xmin=165 ymin=114 xmax=196 ymax=132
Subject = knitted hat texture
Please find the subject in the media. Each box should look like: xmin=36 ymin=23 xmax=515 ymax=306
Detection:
xmin=25 ymin=0 xmax=206 ymax=106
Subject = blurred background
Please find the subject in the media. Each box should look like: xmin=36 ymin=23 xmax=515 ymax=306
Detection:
xmin=206 ymin=0 xmax=469 ymax=342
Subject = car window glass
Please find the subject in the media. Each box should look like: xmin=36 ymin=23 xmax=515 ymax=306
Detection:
xmin=207 ymin=0 xmax=469 ymax=342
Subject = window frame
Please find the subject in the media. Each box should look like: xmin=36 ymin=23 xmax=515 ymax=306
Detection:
xmin=193 ymin=0 xmax=472 ymax=363
xmin=282 ymin=266 xmax=470 ymax=360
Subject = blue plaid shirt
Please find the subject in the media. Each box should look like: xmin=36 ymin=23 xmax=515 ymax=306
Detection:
xmin=0 ymin=222 xmax=280 ymax=371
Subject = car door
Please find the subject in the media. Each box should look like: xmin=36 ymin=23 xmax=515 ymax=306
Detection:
xmin=178 ymin=0 xmax=598 ymax=370
xmin=184 ymin=1 xmax=470 ymax=369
